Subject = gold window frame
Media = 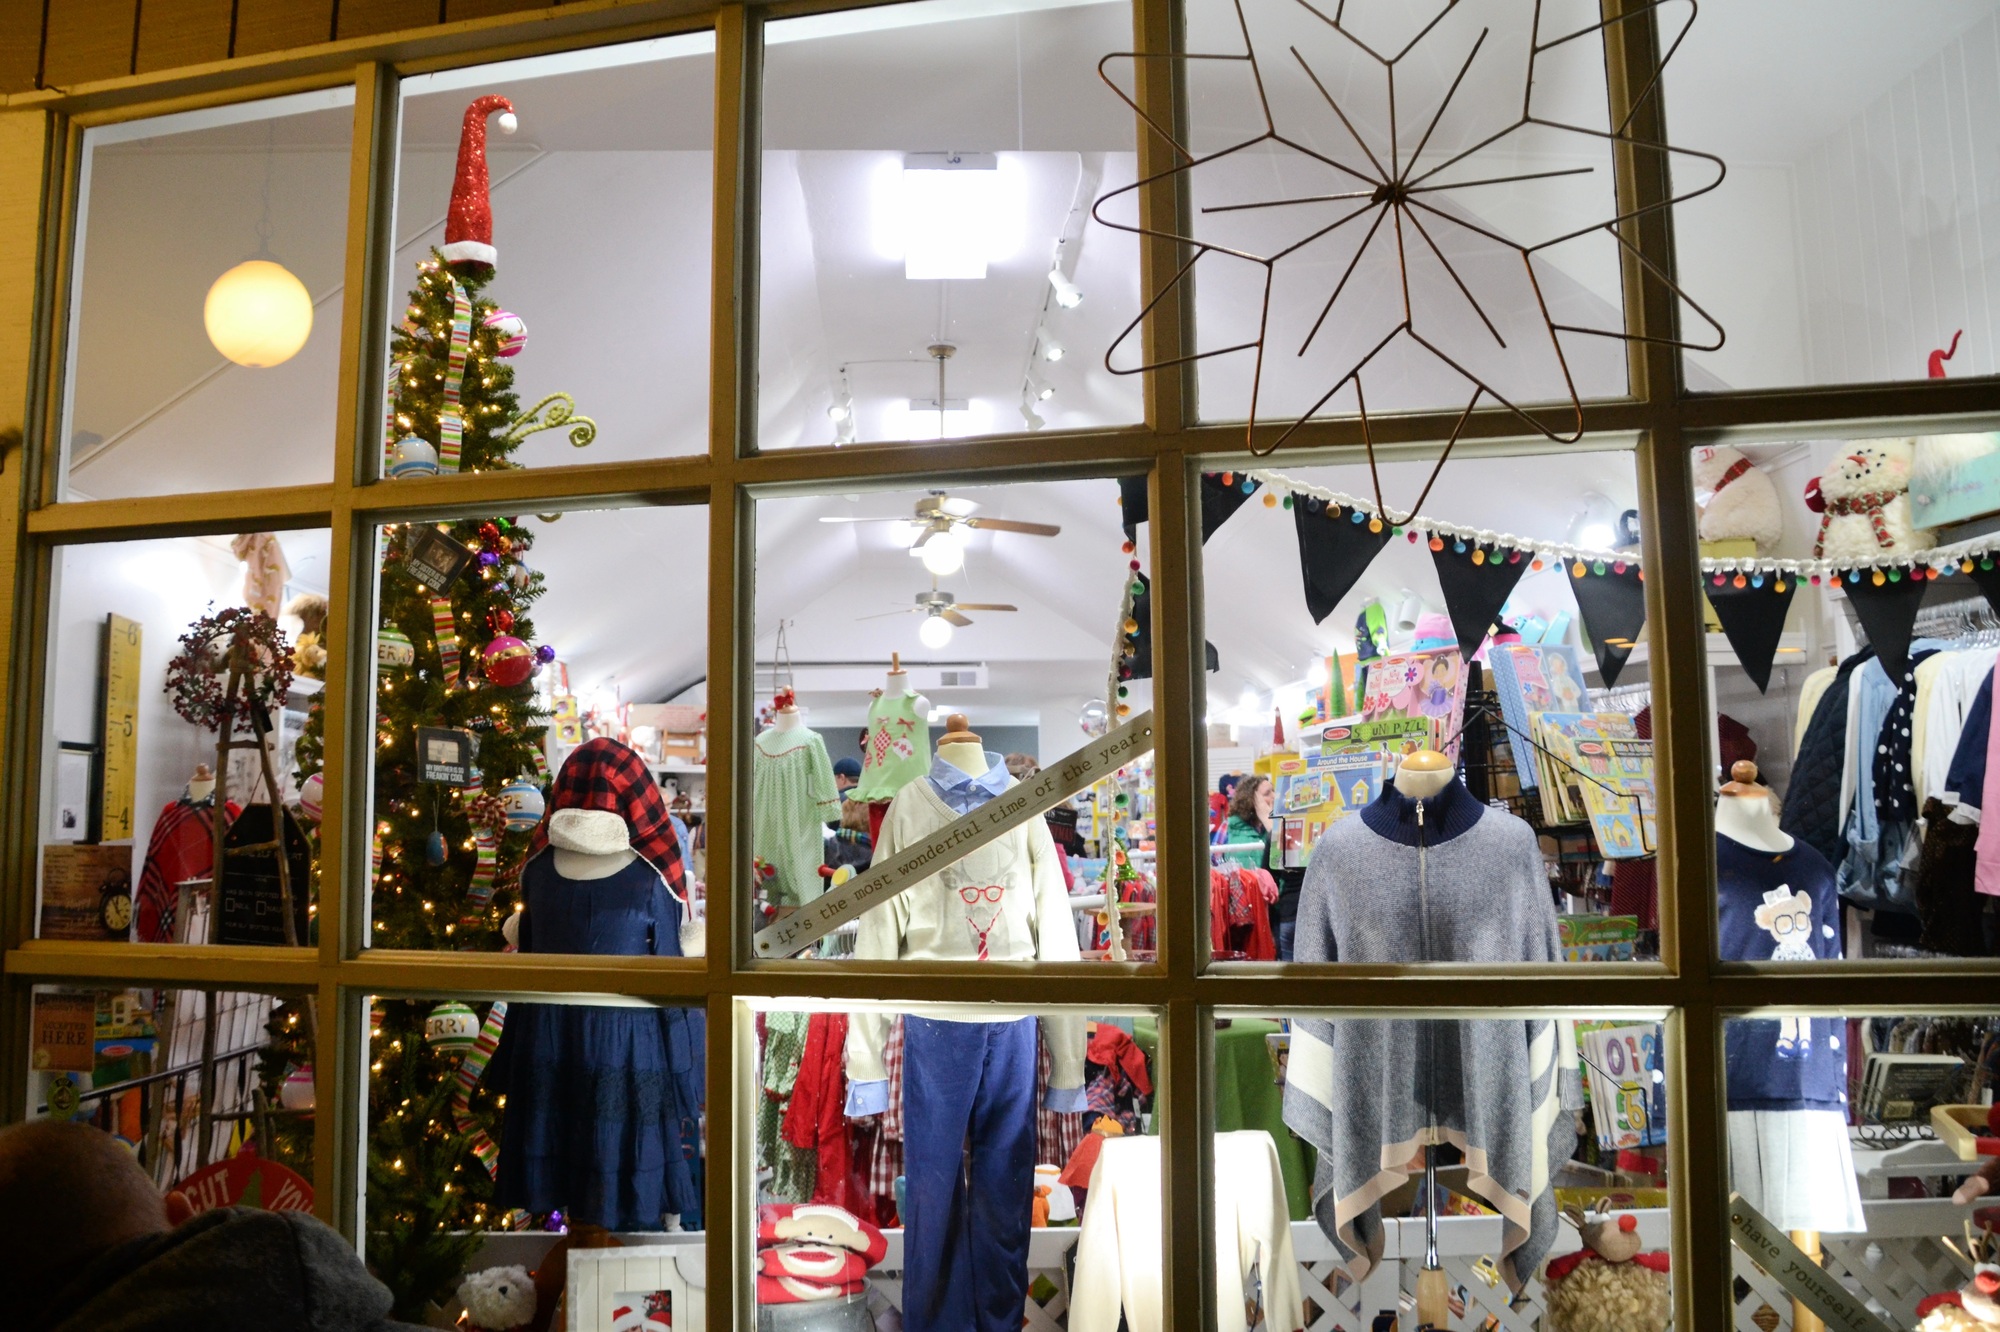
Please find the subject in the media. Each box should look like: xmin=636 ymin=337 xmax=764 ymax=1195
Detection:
xmin=0 ymin=2 xmax=1995 ymax=1327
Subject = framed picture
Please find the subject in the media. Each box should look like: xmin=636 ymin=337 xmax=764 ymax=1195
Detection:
xmin=415 ymin=727 xmax=475 ymax=785
xmin=51 ymin=743 xmax=96 ymax=843
xmin=402 ymin=525 xmax=475 ymax=593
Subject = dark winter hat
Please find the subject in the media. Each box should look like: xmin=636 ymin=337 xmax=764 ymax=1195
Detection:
xmin=832 ymin=757 xmax=862 ymax=781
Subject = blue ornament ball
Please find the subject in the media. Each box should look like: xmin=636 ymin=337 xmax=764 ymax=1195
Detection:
xmin=501 ymin=777 xmax=545 ymax=832
xmin=425 ymin=830 xmax=447 ymax=866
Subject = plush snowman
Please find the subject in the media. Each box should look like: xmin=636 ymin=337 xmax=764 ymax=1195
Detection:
xmin=1692 ymin=446 xmax=1783 ymax=552
xmin=1810 ymin=438 xmax=1934 ymax=561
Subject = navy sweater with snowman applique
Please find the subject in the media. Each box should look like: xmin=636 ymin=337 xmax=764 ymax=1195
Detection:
xmin=1717 ymin=833 xmax=1848 ymax=1113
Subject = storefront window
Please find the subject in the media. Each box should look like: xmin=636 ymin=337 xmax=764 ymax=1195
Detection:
xmin=1722 ymin=1011 xmax=1998 ymax=1330
xmin=57 ymin=89 xmax=354 ymax=502
xmin=751 ymin=1002 xmax=1153 ymax=1329
xmin=363 ymin=993 xmax=706 ymax=1323
xmin=750 ymin=478 xmax=1156 ymax=964
xmin=25 ymin=984 xmax=315 ymax=1202
xmin=390 ymin=34 xmax=716 ymax=474
xmin=758 ymin=0 xmax=1143 ymax=449
xmin=1669 ymin=1 xmax=2000 ymax=391
xmin=362 ymin=504 xmax=707 ymax=953
xmin=38 ymin=530 xmax=329 ymax=944
xmin=1181 ymin=0 xmax=1629 ymax=428
xmin=1216 ymin=1009 xmax=1672 ymax=1332
xmin=1197 ymin=449 xmax=1658 ymax=965
xmin=1693 ymin=433 xmax=2000 ymax=962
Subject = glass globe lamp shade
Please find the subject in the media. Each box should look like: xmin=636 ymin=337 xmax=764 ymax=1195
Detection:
xmin=204 ymin=259 xmax=313 ymax=368
xmin=918 ymin=613 xmax=954 ymax=650
xmin=919 ymin=531 xmax=965 ymax=576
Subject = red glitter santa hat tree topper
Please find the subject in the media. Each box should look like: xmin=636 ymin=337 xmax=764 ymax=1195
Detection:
xmin=441 ymin=95 xmax=517 ymax=278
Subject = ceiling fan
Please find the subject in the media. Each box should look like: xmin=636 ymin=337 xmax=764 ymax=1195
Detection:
xmin=859 ymin=582 xmax=1017 ymax=649
xmin=819 ymin=490 xmax=1061 ymax=575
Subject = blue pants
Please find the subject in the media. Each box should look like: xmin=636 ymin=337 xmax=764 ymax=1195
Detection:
xmin=901 ymin=1016 xmax=1037 ymax=1332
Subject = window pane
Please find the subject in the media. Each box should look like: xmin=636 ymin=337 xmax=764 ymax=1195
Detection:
xmin=59 ymin=90 xmax=353 ymax=502
xmin=1198 ymin=450 xmax=1658 ymax=964
xmin=359 ymin=504 xmax=707 ymax=951
xmin=1722 ymin=1012 xmax=1998 ymax=1330
xmin=40 ymin=530 xmax=329 ymax=943
xmin=752 ymin=478 xmax=1156 ymax=963
xmin=390 ymin=35 xmax=715 ymax=473
xmin=1693 ymin=436 xmax=2000 ymax=960
xmin=25 ymin=984 xmax=314 ymax=1200
xmin=1234 ymin=1009 xmax=1670 ymax=1332
xmin=1183 ymin=0 xmax=1628 ymax=426
xmin=1670 ymin=1 xmax=2000 ymax=390
xmin=364 ymin=994 xmax=707 ymax=1321
xmin=752 ymin=1002 xmax=1153 ymax=1327
xmin=758 ymin=0 xmax=1143 ymax=449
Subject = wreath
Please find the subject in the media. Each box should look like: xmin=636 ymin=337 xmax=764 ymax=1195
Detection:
xmin=165 ymin=606 xmax=294 ymax=731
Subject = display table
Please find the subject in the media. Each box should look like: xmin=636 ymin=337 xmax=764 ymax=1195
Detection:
xmin=1132 ymin=1016 xmax=1314 ymax=1220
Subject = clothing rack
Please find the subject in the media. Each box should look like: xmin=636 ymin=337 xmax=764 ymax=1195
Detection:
xmin=1589 ymin=682 xmax=1652 ymax=716
xmin=1911 ymin=597 xmax=2000 ymax=644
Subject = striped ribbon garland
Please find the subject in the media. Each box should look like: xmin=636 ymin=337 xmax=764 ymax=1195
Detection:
xmin=528 ymin=747 xmax=550 ymax=781
xmin=450 ymin=1000 xmax=507 ymax=1176
xmin=430 ymin=598 xmax=461 ymax=683
xmin=437 ymin=281 xmax=474 ymax=470
xmin=464 ymin=830 xmax=500 ymax=912
xmin=370 ymin=826 xmax=383 ymax=877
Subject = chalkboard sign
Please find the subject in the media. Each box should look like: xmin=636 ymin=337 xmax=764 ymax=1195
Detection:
xmin=216 ymin=803 xmax=312 ymax=946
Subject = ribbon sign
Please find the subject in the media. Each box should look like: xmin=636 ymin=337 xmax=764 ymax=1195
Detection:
xmin=451 ymin=1000 xmax=508 ymax=1176
xmin=755 ymin=710 xmax=1156 ymax=957
xmin=1729 ymin=1194 xmax=1891 ymax=1332
xmin=437 ymin=279 xmax=475 ymax=470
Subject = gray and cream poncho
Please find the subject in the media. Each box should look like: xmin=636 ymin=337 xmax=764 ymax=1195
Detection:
xmin=1280 ymin=778 xmax=1581 ymax=1288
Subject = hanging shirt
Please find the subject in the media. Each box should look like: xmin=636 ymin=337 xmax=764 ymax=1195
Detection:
xmin=135 ymin=798 xmax=240 ymax=943
xmin=844 ymin=755 xmax=1085 ymax=1111
xmin=852 ymin=690 xmax=932 ymax=802
xmin=1944 ymin=667 xmax=1994 ymax=818
xmin=1717 ymin=835 xmax=1847 ymax=1112
xmin=1921 ymin=649 xmax=1998 ymax=812
xmin=753 ymin=725 xmax=841 ymax=907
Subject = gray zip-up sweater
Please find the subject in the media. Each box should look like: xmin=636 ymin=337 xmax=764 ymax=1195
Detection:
xmin=1280 ymin=779 xmax=1581 ymax=1288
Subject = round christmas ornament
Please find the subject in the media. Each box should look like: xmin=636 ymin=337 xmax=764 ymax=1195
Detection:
xmin=426 ymin=830 xmax=449 ymax=866
xmin=424 ymin=1001 xmax=481 ymax=1056
xmin=297 ymin=772 xmax=324 ymax=823
xmin=482 ymin=309 xmax=528 ymax=357
xmin=508 ymin=561 xmax=533 ymax=591
xmin=500 ymin=777 xmax=545 ymax=831
xmin=482 ymin=635 xmax=534 ymax=687
xmin=279 ymin=1064 xmax=315 ymax=1111
xmin=377 ymin=627 xmax=415 ymax=672
xmin=386 ymin=436 xmax=440 ymax=479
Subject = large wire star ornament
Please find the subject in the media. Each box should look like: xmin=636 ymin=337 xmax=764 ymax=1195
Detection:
xmin=1095 ymin=0 xmax=1724 ymax=517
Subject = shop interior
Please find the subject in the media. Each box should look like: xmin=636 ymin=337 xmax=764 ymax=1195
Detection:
xmin=22 ymin=0 xmax=2000 ymax=1330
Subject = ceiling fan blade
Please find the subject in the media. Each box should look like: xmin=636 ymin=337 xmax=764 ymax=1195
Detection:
xmin=817 ymin=516 xmax=908 ymax=524
xmin=952 ymin=603 xmax=1017 ymax=612
xmin=963 ymin=517 xmax=1061 ymax=537
xmin=911 ymin=526 xmax=936 ymax=548
xmin=856 ymin=608 xmax=920 ymax=621
xmin=942 ymin=609 xmax=973 ymax=627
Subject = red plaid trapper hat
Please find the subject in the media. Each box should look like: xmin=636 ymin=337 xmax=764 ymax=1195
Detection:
xmin=525 ymin=737 xmax=685 ymax=895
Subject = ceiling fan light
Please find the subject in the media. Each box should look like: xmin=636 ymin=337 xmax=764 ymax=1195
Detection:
xmin=920 ymin=532 xmax=965 ymax=576
xmin=918 ymin=613 xmax=954 ymax=649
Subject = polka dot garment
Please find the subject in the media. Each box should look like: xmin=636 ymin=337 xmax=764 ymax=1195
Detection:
xmin=1873 ymin=649 xmax=1939 ymax=827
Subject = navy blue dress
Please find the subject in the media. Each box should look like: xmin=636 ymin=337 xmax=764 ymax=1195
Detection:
xmin=488 ymin=853 xmax=705 ymax=1229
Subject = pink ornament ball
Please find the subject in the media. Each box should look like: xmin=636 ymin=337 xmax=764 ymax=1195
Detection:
xmin=483 ymin=309 xmax=528 ymax=357
xmin=483 ymin=635 xmax=535 ymax=687
xmin=297 ymin=772 xmax=325 ymax=822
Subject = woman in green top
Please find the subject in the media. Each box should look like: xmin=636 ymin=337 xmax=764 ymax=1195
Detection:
xmin=1221 ymin=775 xmax=1274 ymax=869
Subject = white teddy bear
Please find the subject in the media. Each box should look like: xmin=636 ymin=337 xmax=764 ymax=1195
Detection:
xmin=1811 ymin=437 xmax=1934 ymax=561
xmin=457 ymin=1264 xmax=537 ymax=1332
xmin=1691 ymin=446 xmax=1782 ymax=552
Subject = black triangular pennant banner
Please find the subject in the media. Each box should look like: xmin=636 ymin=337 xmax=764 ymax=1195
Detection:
xmin=1843 ymin=569 xmax=1928 ymax=681
xmin=1567 ymin=561 xmax=1647 ymax=688
xmin=1965 ymin=558 xmax=2000 ymax=623
xmin=1294 ymin=498 xmax=1392 ymax=624
xmin=1431 ymin=541 xmax=1529 ymax=661
xmin=1118 ymin=475 xmax=1148 ymax=542
xmin=1705 ymin=574 xmax=1797 ymax=693
xmin=1201 ymin=472 xmax=1259 ymax=542
xmin=1119 ymin=572 xmax=1220 ymax=682
xmin=1116 ymin=472 xmax=1261 ymax=544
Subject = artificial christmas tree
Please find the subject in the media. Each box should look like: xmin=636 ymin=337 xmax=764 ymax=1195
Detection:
xmin=260 ymin=93 xmax=582 ymax=1319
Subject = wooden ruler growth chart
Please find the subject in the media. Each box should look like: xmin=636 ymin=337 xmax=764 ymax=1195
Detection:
xmin=99 ymin=614 xmax=142 ymax=842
